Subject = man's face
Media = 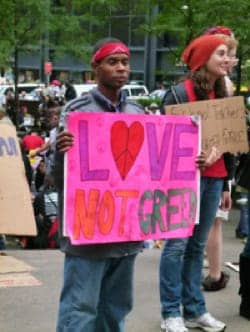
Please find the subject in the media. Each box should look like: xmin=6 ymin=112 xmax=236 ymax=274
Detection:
xmin=93 ymin=53 xmax=130 ymax=90
xmin=49 ymin=114 xmax=59 ymax=128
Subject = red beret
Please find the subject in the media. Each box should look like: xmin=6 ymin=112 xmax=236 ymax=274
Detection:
xmin=181 ymin=35 xmax=227 ymax=71
xmin=203 ymin=26 xmax=233 ymax=37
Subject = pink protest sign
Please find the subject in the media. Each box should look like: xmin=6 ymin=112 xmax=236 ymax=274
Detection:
xmin=64 ymin=112 xmax=200 ymax=245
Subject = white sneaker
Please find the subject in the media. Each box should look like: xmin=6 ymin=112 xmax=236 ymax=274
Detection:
xmin=185 ymin=312 xmax=226 ymax=332
xmin=161 ymin=317 xmax=188 ymax=332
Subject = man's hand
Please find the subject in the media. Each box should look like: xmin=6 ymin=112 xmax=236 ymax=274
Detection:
xmin=56 ymin=131 xmax=74 ymax=153
xmin=220 ymin=191 xmax=232 ymax=211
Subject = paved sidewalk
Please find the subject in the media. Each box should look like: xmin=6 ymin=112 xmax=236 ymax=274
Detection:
xmin=0 ymin=208 xmax=249 ymax=331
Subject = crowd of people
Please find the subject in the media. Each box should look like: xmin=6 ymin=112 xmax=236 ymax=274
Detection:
xmin=1 ymin=25 xmax=250 ymax=332
xmin=2 ymin=79 xmax=77 ymax=128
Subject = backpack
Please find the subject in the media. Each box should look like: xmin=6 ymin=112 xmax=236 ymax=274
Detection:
xmin=160 ymin=82 xmax=189 ymax=114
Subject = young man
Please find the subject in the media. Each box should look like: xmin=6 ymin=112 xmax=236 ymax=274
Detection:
xmin=54 ymin=38 xmax=144 ymax=332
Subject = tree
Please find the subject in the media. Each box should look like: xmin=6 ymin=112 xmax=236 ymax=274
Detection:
xmin=0 ymin=0 xmax=47 ymax=127
xmin=0 ymin=0 xmax=114 ymax=126
xmin=144 ymin=0 xmax=250 ymax=92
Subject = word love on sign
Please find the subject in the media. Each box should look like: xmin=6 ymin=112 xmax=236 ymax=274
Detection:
xmin=64 ymin=112 xmax=200 ymax=245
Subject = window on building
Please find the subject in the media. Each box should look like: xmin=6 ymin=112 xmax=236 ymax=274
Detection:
xmin=110 ymin=16 xmax=129 ymax=44
xmin=130 ymin=16 xmax=145 ymax=46
xmin=158 ymin=33 xmax=178 ymax=48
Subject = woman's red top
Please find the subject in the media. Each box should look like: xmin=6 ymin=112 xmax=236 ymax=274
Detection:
xmin=184 ymin=79 xmax=227 ymax=178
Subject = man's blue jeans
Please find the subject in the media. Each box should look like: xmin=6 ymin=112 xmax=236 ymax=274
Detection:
xmin=242 ymin=192 xmax=250 ymax=258
xmin=160 ymin=177 xmax=223 ymax=319
xmin=57 ymin=253 xmax=137 ymax=332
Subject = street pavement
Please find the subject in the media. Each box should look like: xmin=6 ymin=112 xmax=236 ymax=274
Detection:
xmin=1 ymin=207 xmax=249 ymax=332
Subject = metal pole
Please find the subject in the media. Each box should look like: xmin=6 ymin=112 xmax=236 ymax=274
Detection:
xmin=144 ymin=3 xmax=158 ymax=91
xmin=40 ymin=0 xmax=50 ymax=83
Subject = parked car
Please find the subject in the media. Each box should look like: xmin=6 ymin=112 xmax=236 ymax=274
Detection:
xmin=149 ymin=89 xmax=167 ymax=100
xmin=73 ymin=83 xmax=149 ymax=101
xmin=129 ymin=80 xmax=145 ymax=85
xmin=121 ymin=84 xmax=149 ymax=100
xmin=21 ymin=87 xmax=43 ymax=101
xmin=0 ymin=83 xmax=44 ymax=106
xmin=73 ymin=84 xmax=97 ymax=97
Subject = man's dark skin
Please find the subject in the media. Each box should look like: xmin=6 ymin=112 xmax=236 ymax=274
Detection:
xmin=56 ymin=52 xmax=130 ymax=153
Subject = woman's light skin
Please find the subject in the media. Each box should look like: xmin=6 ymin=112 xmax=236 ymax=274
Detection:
xmin=206 ymin=44 xmax=230 ymax=84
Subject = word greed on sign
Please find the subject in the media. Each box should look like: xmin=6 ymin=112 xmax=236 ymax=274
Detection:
xmin=64 ymin=112 xmax=200 ymax=245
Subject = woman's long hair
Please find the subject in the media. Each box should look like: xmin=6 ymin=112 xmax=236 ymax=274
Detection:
xmin=187 ymin=67 xmax=227 ymax=100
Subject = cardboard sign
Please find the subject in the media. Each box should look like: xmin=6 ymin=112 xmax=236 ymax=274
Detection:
xmin=64 ymin=112 xmax=200 ymax=245
xmin=0 ymin=124 xmax=37 ymax=235
xmin=165 ymin=96 xmax=249 ymax=154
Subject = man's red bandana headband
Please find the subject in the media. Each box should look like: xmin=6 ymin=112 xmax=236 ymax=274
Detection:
xmin=92 ymin=42 xmax=130 ymax=63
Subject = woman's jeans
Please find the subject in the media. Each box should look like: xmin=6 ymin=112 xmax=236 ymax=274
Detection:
xmin=57 ymin=253 xmax=137 ymax=332
xmin=160 ymin=177 xmax=223 ymax=319
xmin=242 ymin=192 xmax=250 ymax=258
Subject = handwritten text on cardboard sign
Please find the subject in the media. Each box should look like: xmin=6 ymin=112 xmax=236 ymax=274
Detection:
xmin=165 ymin=96 xmax=248 ymax=154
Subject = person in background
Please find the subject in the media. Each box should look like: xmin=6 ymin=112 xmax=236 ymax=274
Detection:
xmin=54 ymin=37 xmax=144 ymax=332
xmin=49 ymin=80 xmax=61 ymax=97
xmin=21 ymin=128 xmax=45 ymax=153
xmin=235 ymin=110 xmax=250 ymax=240
xmin=29 ymin=105 xmax=61 ymax=162
xmin=145 ymin=102 xmax=161 ymax=115
xmin=3 ymin=87 xmax=15 ymax=124
xmin=64 ymin=80 xmax=77 ymax=101
xmin=20 ymin=142 xmax=33 ymax=188
xmin=159 ymin=35 xmax=231 ymax=332
xmin=201 ymin=26 xmax=238 ymax=292
xmin=234 ymin=123 xmax=250 ymax=319
xmin=34 ymin=158 xmax=46 ymax=192
xmin=235 ymin=186 xmax=249 ymax=240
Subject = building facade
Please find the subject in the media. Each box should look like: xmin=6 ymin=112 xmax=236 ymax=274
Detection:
xmin=13 ymin=4 xmax=183 ymax=91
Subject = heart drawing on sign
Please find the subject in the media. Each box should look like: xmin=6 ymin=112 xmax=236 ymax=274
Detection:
xmin=111 ymin=121 xmax=144 ymax=180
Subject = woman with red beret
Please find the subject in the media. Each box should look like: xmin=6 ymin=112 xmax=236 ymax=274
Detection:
xmin=202 ymin=26 xmax=238 ymax=292
xmin=160 ymin=35 xmax=230 ymax=332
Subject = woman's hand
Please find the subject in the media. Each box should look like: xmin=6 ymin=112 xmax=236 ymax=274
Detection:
xmin=196 ymin=146 xmax=221 ymax=171
xmin=195 ymin=151 xmax=207 ymax=171
xmin=220 ymin=191 xmax=232 ymax=211
xmin=56 ymin=131 xmax=74 ymax=153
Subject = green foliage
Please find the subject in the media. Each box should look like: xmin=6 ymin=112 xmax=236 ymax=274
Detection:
xmin=146 ymin=0 xmax=250 ymax=89
xmin=1 ymin=0 xmax=250 ymax=89
xmin=0 ymin=0 xmax=48 ymax=67
xmin=136 ymin=97 xmax=162 ymax=108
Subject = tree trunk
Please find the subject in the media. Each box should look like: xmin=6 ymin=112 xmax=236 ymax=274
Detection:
xmin=13 ymin=47 xmax=19 ymax=129
xmin=235 ymin=48 xmax=242 ymax=96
